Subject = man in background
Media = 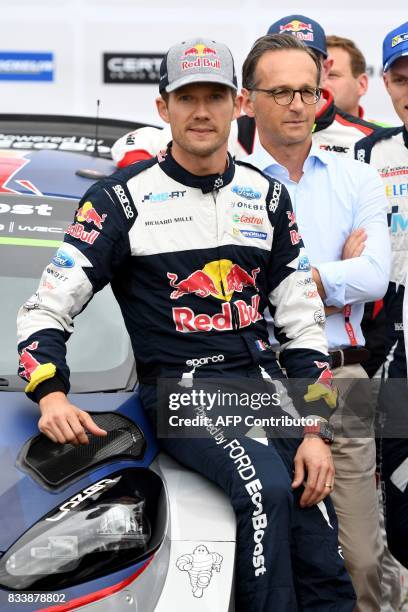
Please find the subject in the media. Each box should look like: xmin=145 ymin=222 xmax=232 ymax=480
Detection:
xmin=240 ymin=33 xmax=390 ymax=612
xmin=355 ymin=20 xmax=408 ymax=571
xmin=325 ymin=35 xmax=369 ymax=119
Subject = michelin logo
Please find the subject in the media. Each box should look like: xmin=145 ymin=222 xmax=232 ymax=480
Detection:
xmin=176 ymin=545 xmax=223 ymax=598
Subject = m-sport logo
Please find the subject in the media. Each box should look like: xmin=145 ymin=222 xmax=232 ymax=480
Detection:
xmin=0 ymin=52 xmax=54 ymax=81
xmin=103 ymin=53 xmax=164 ymax=84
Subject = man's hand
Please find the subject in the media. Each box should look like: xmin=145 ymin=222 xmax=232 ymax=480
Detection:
xmin=342 ymin=228 xmax=367 ymax=260
xmin=311 ymin=267 xmax=326 ymax=300
xmin=38 ymin=391 xmax=107 ymax=445
xmin=292 ymin=435 xmax=335 ymax=507
xmin=325 ymin=305 xmax=343 ymax=316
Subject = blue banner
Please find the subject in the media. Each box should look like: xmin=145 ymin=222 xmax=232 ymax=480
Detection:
xmin=0 ymin=52 xmax=54 ymax=81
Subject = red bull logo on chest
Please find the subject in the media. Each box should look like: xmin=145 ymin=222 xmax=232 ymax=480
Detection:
xmin=168 ymin=259 xmax=262 ymax=332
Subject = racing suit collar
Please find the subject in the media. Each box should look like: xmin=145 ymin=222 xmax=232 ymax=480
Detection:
xmin=158 ymin=144 xmax=235 ymax=193
xmin=403 ymin=125 xmax=408 ymax=149
xmin=313 ymin=89 xmax=336 ymax=133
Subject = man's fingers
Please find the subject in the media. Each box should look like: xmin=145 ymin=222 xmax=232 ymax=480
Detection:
xmin=41 ymin=420 xmax=68 ymax=445
xmin=343 ymin=229 xmax=367 ymax=259
xmin=54 ymin=416 xmax=85 ymax=446
xmin=78 ymin=411 xmax=108 ymax=437
xmin=300 ymin=466 xmax=319 ymax=507
xmin=66 ymin=414 xmax=90 ymax=445
xmin=291 ymin=456 xmax=305 ymax=489
xmin=352 ymin=242 xmax=366 ymax=258
xmin=314 ymin=465 xmax=335 ymax=503
xmin=302 ymin=461 xmax=335 ymax=506
xmin=40 ymin=425 xmax=58 ymax=444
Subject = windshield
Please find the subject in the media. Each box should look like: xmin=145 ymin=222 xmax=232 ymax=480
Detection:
xmin=1 ymin=194 xmax=134 ymax=392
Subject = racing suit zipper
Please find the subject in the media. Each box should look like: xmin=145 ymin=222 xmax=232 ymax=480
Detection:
xmin=212 ymin=189 xmax=239 ymax=331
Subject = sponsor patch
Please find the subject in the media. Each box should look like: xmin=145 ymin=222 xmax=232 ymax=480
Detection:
xmin=240 ymin=229 xmax=267 ymax=240
xmin=176 ymin=545 xmax=223 ymax=599
xmin=298 ymin=255 xmax=311 ymax=271
xmin=142 ymin=190 xmax=186 ymax=202
xmin=76 ymin=201 xmax=107 ymax=229
xmin=268 ymin=181 xmax=282 ymax=213
xmin=112 ymin=184 xmax=134 ymax=219
xmin=233 ymin=213 xmax=264 ymax=226
xmin=289 ymin=229 xmax=301 ymax=245
xmin=392 ymin=32 xmax=408 ymax=48
xmin=231 ymin=185 xmax=261 ymax=200
xmin=286 ymin=211 xmax=296 ymax=227
xmin=65 ymin=223 xmax=99 ymax=245
xmin=52 ymin=249 xmax=75 ymax=269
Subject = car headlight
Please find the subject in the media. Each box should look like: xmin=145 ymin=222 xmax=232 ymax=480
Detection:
xmin=0 ymin=468 xmax=166 ymax=591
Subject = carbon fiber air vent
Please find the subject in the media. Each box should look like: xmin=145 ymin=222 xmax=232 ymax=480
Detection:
xmin=18 ymin=413 xmax=146 ymax=488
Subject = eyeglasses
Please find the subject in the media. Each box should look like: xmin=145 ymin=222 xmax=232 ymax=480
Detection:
xmin=250 ymin=87 xmax=321 ymax=106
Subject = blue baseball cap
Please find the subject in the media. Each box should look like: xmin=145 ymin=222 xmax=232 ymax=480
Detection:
xmin=267 ymin=15 xmax=327 ymax=58
xmin=383 ymin=22 xmax=408 ymax=71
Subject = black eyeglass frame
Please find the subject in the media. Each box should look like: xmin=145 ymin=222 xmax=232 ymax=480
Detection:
xmin=249 ymin=87 xmax=322 ymax=105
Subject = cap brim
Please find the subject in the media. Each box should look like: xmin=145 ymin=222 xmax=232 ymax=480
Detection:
xmin=384 ymin=49 xmax=408 ymax=71
xmin=164 ymin=73 xmax=237 ymax=93
xmin=308 ymin=43 xmax=327 ymax=58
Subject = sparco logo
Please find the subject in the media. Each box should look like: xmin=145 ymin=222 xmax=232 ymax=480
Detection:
xmin=268 ymin=181 xmax=281 ymax=213
xmin=46 ymin=478 xmax=119 ymax=522
xmin=186 ymin=354 xmax=225 ymax=367
xmin=112 ymin=184 xmax=134 ymax=219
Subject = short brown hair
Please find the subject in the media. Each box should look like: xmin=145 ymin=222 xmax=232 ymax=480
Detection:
xmin=326 ymin=35 xmax=366 ymax=77
xmin=160 ymin=85 xmax=237 ymax=104
xmin=242 ymin=34 xmax=321 ymax=90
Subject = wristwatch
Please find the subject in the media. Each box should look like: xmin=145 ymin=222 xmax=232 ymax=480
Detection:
xmin=303 ymin=417 xmax=334 ymax=444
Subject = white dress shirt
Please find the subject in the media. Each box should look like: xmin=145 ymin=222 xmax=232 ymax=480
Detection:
xmin=247 ymin=143 xmax=391 ymax=349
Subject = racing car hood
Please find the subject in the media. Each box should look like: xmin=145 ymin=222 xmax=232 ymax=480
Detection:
xmin=0 ymin=149 xmax=116 ymax=199
xmin=0 ymin=391 xmax=158 ymax=552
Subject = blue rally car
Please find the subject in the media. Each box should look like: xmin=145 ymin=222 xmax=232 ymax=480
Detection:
xmin=0 ymin=115 xmax=236 ymax=612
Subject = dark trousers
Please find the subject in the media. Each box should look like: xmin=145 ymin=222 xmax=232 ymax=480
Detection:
xmin=140 ymin=382 xmax=355 ymax=611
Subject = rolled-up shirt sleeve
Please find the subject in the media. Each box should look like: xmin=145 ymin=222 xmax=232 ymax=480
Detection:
xmin=315 ymin=163 xmax=391 ymax=308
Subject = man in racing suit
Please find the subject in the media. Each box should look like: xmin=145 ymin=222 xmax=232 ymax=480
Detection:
xmin=16 ymin=38 xmax=355 ymax=612
xmin=354 ymin=21 xmax=408 ymax=569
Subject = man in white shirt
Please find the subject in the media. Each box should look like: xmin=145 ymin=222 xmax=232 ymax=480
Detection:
xmin=241 ymin=33 xmax=390 ymax=612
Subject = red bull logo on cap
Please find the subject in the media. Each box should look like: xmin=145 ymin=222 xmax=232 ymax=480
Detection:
xmin=279 ymin=19 xmax=314 ymax=41
xmin=181 ymin=43 xmax=221 ymax=71
xmin=168 ymin=259 xmax=262 ymax=333
xmin=76 ymin=201 xmax=107 ymax=230
xmin=183 ymin=44 xmax=217 ymax=57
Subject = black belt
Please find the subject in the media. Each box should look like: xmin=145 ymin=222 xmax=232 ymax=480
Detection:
xmin=329 ymin=347 xmax=370 ymax=370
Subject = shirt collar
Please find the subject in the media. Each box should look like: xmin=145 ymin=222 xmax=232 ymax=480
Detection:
xmin=247 ymin=141 xmax=329 ymax=177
